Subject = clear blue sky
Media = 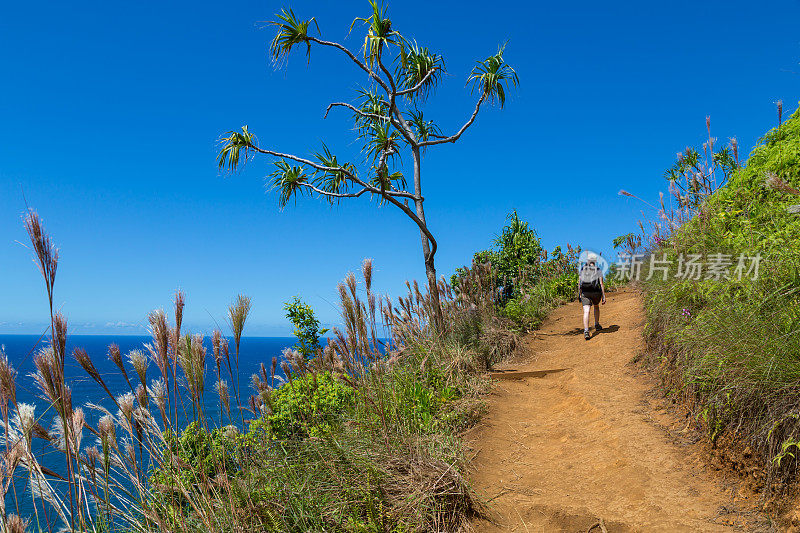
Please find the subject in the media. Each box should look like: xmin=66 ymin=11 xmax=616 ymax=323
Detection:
xmin=1 ymin=0 xmax=798 ymax=335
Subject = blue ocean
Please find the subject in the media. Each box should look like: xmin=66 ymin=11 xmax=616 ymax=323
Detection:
xmin=0 ymin=334 xmax=295 ymax=417
xmin=0 ymin=334 xmax=296 ymax=521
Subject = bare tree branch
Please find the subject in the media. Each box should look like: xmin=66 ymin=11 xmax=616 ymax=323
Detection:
xmin=419 ymin=94 xmax=486 ymax=147
xmin=308 ymin=37 xmax=391 ymax=94
xmin=395 ymin=68 xmax=439 ymax=97
xmin=297 ymin=182 xmax=370 ymax=199
xmin=378 ymin=186 xmax=438 ymax=259
xmin=249 ymin=144 xmax=419 ymax=200
xmin=324 ymin=102 xmax=387 ymax=122
xmin=377 ymin=54 xmax=418 ymax=147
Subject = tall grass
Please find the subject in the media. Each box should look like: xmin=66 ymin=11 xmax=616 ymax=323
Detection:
xmin=2 ymin=212 xmax=519 ymax=532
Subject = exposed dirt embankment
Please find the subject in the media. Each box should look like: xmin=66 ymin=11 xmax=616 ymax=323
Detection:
xmin=467 ymin=290 xmax=770 ymax=532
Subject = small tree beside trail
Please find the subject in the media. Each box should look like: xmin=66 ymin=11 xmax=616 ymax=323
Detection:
xmin=218 ymin=0 xmax=518 ymax=327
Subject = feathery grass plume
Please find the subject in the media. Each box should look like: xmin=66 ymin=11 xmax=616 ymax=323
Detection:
xmin=176 ymin=333 xmax=207 ymax=420
xmin=765 ymin=171 xmax=800 ymax=195
xmin=23 ymin=210 xmax=58 ymax=313
xmin=215 ymin=380 xmax=231 ymax=419
xmin=280 ymin=361 xmax=293 ymax=382
xmin=127 ymin=349 xmax=148 ymax=387
xmin=83 ymin=444 xmax=100 ymax=483
xmin=362 ymin=258 xmax=381 ymax=351
xmin=73 ymin=348 xmax=120 ymax=408
xmin=48 ymin=417 xmax=67 ymax=453
xmin=14 ymin=404 xmax=36 ymax=447
xmin=70 ymin=408 xmax=84 ymax=452
xmin=116 ymin=393 xmax=135 ymax=427
xmin=31 ymin=346 xmax=59 ymax=407
xmin=228 ymin=294 xmax=251 ymax=419
xmin=108 ymin=344 xmax=132 ymax=390
xmin=4 ymin=513 xmax=29 ymax=533
xmin=174 ymin=290 xmax=185 ymax=336
xmin=97 ymin=415 xmax=117 ymax=450
xmin=147 ymin=310 xmax=170 ymax=379
xmin=52 ymin=312 xmax=67 ymax=364
xmin=212 ymin=329 xmax=222 ymax=378
xmin=220 ymin=337 xmax=229 ymax=364
xmin=778 ymin=99 xmax=784 ymax=127
xmin=228 ymin=295 xmax=251 ymax=355
xmin=248 ymin=394 xmax=258 ymax=416
xmin=0 ymin=351 xmax=17 ymax=414
xmin=282 ymin=347 xmax=309 ymax=376
xmin=148 ymin=378 xmax=168 ymax=429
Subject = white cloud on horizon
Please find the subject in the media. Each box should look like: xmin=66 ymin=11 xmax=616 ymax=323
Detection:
xmin=104 ymin=321 xmax=139 ymax=329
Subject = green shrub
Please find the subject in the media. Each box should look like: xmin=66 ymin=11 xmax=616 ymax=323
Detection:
xmin=451 ymin=210 xmax=544 ymax=299
xmin=151 ymin=421 xmax=242 ymax=487
xmin=264 ymin=371 xmax=357 ymax=439
xmin=501 ymin=271 xmax=578 ymax=331
xmin=284 ymin=296 xmax=328 ymax=359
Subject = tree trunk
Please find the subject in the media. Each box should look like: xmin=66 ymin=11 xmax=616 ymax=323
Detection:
xmin=424 ymin=249 xmax=444 ymax=329
xmin=411 ymin=146 xmax=444 ymax=330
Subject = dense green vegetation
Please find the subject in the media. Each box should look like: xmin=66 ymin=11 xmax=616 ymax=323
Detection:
xmin=452 ymin=211 xmax=584 ymax=331
xmin=641 ymin=104 xmax=800 ymax=484
xmin=140 ymin=261 xmax=517 ymax=531
xmin=143 ymin=208 xmax=579 ymax=530
xmin=14 ymin=204 xmax=572 ymax=533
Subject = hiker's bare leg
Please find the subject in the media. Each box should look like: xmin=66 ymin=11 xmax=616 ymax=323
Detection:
xmin=583 ymin=305 xmax=591 ymax=331
xmin=594 ymin=304 xmax=601 ymax=326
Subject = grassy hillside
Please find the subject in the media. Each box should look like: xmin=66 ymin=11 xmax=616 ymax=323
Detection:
xmin=642 ymin=104 xmax=800 ymax=484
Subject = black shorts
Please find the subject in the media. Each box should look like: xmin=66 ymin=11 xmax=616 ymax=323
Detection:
xmin=580 ymin=291 xmax=602 ymax=306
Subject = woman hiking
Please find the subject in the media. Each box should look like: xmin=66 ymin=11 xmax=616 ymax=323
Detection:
xmin=578 ymin=252 xmax=606 ymax=340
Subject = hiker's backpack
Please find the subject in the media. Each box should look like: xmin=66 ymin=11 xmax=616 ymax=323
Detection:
xmin=579 ymin=264 xmax=602 ymax=292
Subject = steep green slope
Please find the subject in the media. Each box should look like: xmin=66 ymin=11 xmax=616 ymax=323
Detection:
xmin=643 ymin=104 xmax=800 ymax=481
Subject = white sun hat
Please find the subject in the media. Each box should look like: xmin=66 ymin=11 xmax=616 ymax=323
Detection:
xmin=587 ymin=252 xmax=598 ymax=262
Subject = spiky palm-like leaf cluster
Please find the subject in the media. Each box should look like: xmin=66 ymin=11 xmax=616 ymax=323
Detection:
xmin=397 ymin=41 xmax=444 ymax=100
xmin=217 ymin=126 xmax=256 ymax=173
xmin=270 ymin=8 xmax=319 ymax=63
xmin=467 ymin=44 xmax=519 ymax=108
xmin=269 ymin=161 xmax=309 ymax=208
xmin=313 ymin=144 xmax=357 ymax=201
xmin=352 ymin=0 xmax=398 ymax=67
xmin=407 ymin=109 xmax=441 ymax=145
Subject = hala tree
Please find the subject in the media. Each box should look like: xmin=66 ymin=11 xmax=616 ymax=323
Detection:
xmin=217 ymin=1 xmax=518 ymax=326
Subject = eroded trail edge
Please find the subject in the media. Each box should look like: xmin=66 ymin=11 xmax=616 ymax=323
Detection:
xmin=467 ymin=289 xmax=764 ymax=532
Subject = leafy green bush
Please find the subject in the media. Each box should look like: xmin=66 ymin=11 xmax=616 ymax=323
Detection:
xmin=452 ymin=210 xmax=543 ymax=299
xmin=284 ymin=296 xmax=328 ymax=359
xmin=151 ymin=422 xmax=242 ymax=487
xmin=501 ymin=271 xmax=577 ymax=331
xmin=264 ymin=371 xmax=356 ymax=439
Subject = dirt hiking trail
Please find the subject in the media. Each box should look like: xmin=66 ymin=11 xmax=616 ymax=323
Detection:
xmin=467 ymin=289 xmax=766 ymax=532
